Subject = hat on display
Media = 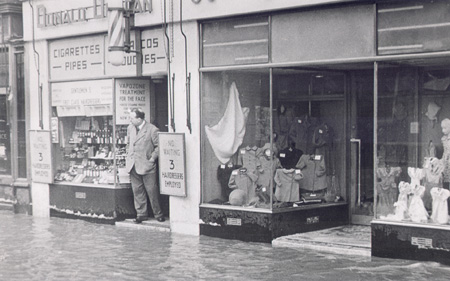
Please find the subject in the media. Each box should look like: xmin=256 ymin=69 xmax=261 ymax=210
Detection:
xmin=425 ymin=102 xmax=441 ymax=121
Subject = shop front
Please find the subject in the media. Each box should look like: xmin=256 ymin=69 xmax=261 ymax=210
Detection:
xmin=23 ymin=0 xmax=450 ymax=264
xmin=198 ymin=4 xmax=375 ymax=242
xmin=0 ymin=1 xmax=28 ymax=214
xmin=199 ymin=1 xmax=450 ymax=265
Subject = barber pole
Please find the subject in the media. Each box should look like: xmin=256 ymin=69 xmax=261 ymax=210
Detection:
xmin=108 ymin=0 xmax=125 ymax=66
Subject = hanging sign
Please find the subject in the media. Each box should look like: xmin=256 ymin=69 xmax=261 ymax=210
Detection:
xmin=158 ymin=133 xmax=187 ymax=197
xmin=29 ymin=130 xmax=53 ymax=184
xmin=141 ymin=29 xmax=167 ymax=76
xmin=115 ymin=79 xmax=150 ymax=125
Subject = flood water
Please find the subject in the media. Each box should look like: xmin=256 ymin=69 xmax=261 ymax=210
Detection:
xmin=0 ymin=210 xmax=449 ymax=281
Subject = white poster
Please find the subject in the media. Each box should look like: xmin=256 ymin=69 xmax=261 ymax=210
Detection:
xmin=30 ymin=130 xmax=53 ymax=184
xmin=52 ymin=79 xmax=113 ymax=111
xmin=158 ymin=133 xmax=187 ymax=197
xmin=115 ymin=79 xmax=150 ymax=125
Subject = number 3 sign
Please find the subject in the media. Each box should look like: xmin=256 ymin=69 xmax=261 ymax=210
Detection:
xmin=158 ymin=133 xmax=187 ymax=197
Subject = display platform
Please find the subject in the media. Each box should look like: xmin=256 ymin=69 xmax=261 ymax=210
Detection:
xmin=200 ymin=202 xmax=349 ymax=243
xmin=49 ymin=183 xmax=136 ymax=224
xmin=372 ymin=220 xmax=450 ymax=265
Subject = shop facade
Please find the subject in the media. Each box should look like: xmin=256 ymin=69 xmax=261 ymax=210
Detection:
xmin=0 ymin=0 xmax=28 ymax=214
xmin=23 ymin=0 xmax=450 ymax=264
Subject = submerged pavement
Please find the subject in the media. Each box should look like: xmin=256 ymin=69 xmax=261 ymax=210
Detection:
xmin=0 ymin=210 xmax=449 ymax=281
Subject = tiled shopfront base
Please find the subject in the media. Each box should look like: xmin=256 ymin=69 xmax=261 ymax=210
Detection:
xmin=200 ymin=203 xmax=349 ymax=243
xmin=372 ymin=220 xmax=450 ymax=265
xmin=50 ymin=183 xmax=136 ymax=224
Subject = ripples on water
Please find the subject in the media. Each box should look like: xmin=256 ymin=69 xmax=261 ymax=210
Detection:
xmin=0 ymin=211 xmax=449 ymax=281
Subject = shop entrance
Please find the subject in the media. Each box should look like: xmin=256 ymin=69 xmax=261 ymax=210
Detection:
xmin=152 ymin=77 xmax=170 ymax=218
xmin=349 ymin=69 xmax=374 ymax=225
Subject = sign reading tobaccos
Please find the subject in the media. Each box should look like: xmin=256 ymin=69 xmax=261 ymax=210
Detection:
xmin=158 ymin=133 xmax=187 ymax=197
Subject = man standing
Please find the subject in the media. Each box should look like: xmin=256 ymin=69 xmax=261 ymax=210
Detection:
xmin=126 ymin=108 xmax=165 ymax=223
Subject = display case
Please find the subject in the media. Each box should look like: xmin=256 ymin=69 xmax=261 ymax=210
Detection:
xmin=52 ymin=115 xmax=129 ymax=186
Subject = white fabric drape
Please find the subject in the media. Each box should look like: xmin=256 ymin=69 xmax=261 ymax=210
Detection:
xmin=205 ymin=82 xmax=249 ymax=164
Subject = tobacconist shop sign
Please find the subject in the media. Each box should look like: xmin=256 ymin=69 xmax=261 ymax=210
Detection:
xmin=29 ymin=130 xmax=53 ymax=184
xmin=158 ymin=133 xmax=187 ymax=197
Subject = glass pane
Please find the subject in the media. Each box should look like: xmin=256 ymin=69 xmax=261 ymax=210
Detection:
xmin=16 ymin=53 xmax=26 ymax=178
xmin=375 ymin=61 xmax=450 ymax=225
xmin=273 ymin=69 xmax=346 ymax=207
xmin=201 ymin=70 xmax=273 ymax=209
xmin=0 ymin=47 xmax=8 ymax=87
xmin=53 ymin=114 xmax=116 ymax=185
xmin=0 ymin=96 xmax=11 ymax=175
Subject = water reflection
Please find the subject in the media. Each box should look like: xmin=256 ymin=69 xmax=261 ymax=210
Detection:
xmin=0 ymin=211 xmax=449 ymax=281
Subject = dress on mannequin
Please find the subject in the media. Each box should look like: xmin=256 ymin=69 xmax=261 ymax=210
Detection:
xmin=430 ymin=187 xmax=450 ymax=224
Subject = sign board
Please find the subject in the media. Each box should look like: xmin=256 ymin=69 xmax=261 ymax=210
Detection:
xmin=115 ymin=79 xmax=150 ymax=125
xmin=49 ymin=35 xmax=105 ymax=81
xmin=48 ymin=28 xmax=167 ymax=80
xmin=141 ymin=29 xmax=168 ymax=76
xmin=158 ymin=133 xmax=186 ymax=197
xmin=52 ymin=79 xmax=113 ymax=116
xmin=30 ymin=130 xmax=53 ymax=184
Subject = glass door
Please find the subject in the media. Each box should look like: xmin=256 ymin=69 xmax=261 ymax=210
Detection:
xmin=350 ymin=70 xmax=374 ymax=225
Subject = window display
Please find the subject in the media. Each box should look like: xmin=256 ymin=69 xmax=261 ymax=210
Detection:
xmin=376 ymin=63 xmax=450 ymax=226
xmin=201 ymin=70 xmax=346 ymax=210
xmin=54 ymin=115 xmax=117 ymax=185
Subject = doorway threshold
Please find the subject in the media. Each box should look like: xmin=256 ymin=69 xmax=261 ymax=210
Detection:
xmin=272 ymin=225 xmax=371 ymax=257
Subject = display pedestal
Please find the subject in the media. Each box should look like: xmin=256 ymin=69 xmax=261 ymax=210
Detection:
xmin=372 ymin=220 xmax=450 ymax=265
xmin=200 ymin=202 xmax=349 ymax=243
xmin=49 ymin=183 xmax=136 ymax=224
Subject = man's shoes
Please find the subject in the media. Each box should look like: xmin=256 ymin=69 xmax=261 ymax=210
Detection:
xmin=133 ymin=217 xmax=148 ymax=224
xmin=156 ymin=217 xmax=165 ymax=222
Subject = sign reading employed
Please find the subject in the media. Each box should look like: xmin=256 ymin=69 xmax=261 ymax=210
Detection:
xmin=52 ymin=79 xmax=113 ymax=116
xmin=30 ymin=130 xmax=53 ymax=183
xmin=49 ymin=35 xmax=105 ymax=80
xmin=115 ymin=79 xmax=150 ymax=125
xmin=158 ymin=133 xmax=186 ymax=197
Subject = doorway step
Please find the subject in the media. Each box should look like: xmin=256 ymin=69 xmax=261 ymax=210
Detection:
xmin=272 ymin=225 xmax=371 ymax=256
xmin=115 ymin=217 xmax=170 ymax=232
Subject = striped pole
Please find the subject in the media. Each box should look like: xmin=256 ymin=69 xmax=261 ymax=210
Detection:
xmin=108 ymin=6 xmax=125 ymax=66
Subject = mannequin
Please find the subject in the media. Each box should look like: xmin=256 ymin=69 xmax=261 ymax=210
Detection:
xmin=441 ymin=118 xmax=450 ymax=187
xmin=430 ymin=187 xmax=450 ymax=224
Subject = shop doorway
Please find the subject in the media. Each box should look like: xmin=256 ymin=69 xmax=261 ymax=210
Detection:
xmin=349 ymin=70 xmax=374 ymax=225
xmin=151 ymin=77 xmax=170 ymax=218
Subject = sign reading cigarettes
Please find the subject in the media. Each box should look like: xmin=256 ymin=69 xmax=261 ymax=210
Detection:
xmin=158 ymin=133 xmax=187 ymax=197
xmin=30 ymin=130 xmax=53 ymax=184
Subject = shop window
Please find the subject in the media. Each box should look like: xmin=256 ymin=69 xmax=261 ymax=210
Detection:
xmin=376 ymin=61 xmax=450 ymax=225
xmin=201 ymin=69 xmax=346 ymax=210
xmin=16 ymin=52 xmax=26 ymax=178
xmin=0 ymin=48 xmax=10 ymax=176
